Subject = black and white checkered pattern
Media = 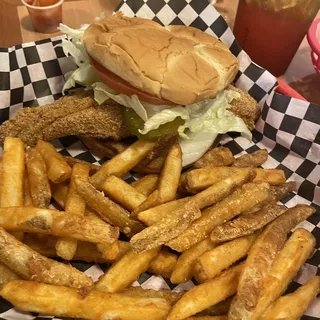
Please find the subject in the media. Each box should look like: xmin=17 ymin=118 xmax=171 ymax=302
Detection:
xmin=0 ymin=0 xmax=319 ymax=319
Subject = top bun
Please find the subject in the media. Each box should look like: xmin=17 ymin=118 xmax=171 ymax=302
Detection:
xmin=84 ymin=12 xmax=239 ymax=105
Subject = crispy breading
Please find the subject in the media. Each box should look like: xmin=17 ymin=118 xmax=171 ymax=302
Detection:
xmin=228 ymin=85 xmax=260 ymax=131
xmin=0 ymin=91 xmax=130 ymax=146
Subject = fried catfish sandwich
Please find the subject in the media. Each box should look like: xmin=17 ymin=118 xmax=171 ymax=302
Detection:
xmin=0 ymin=12 xmax=259 ymax=167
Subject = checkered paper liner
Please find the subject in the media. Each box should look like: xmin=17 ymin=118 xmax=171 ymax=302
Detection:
xmin=0 ymin=0 xmax=319 ymax=319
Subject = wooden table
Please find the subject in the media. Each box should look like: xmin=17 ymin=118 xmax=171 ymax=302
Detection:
xmin=1 ymin=0 xmax=320 ymax=104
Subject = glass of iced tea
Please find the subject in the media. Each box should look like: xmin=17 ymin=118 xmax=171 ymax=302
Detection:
xmin=21 ymin=0 xmax=64 ymax=34
xmin=234 ymin=0 xmax=320 ymax=76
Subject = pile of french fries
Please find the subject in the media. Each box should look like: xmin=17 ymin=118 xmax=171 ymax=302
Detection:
xmin=0 ymin=136 xmax=318 ymax=320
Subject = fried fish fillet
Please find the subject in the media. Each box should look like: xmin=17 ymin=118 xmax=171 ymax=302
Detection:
xmin=0 ymin=91 xmax=130 ymax=146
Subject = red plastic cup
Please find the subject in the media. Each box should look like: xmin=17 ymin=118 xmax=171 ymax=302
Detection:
xmin=234 ymin=0 xmax=320 ymax=77
xmin=21 ymin=0 xmax=64 ymax=33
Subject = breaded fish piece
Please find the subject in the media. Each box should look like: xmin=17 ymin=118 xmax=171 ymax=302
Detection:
xmin=0 ymin=91 xmax=130 ymax=146
xmin=228 ymin=85 xmax=260 ymax=131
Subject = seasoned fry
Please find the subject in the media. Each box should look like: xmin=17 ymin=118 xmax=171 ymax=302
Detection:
xmin=24 ymin=234 xmax=107 ymax=263
xmin=35 ymin=140 xmax=72 ymax=183
xmin=90 ymin=140 xmax=155 ymax=188
xmin=64 ymin=155 xmax=100 ymax=174
xmin=80 ymin=136 xmax=131 ymax=159
xmin=254 ymin=168 xmax=286 ymax=185
xmin=130 ymin=201 xmax=201 ymax=252
xmin=95 ymin=248 xmax=159 ymax=293
xmin=133 ymin=144 xmax=182 ymax=214
xmin=0 ymin=137 xmax=25 ymax=207
xmin=51 ymin=181 xmax=68 ymax=208
xmin=182 ymin=167 xmax=284 ymax=193
xmin=0 ymin=263 xmax=21 ymax=288
xmin=167 ymin=182 xmax=270 ymax=252
xmin=23 ymin=173 xmax=33 ymax=207
xmin=187 ymin=317 xmax=228 ymax=320
xmin=171 ymin=238 xmax=217 ymax=284
xmin=1 ymin=280 xmax=171 ymax=320
xmin=198 ymin=297 xmax=233 ymax=317
xmin=137 ymin=198 xmax=190 ymax=225
xmin=0 ymin=228 xmax=93 ymax=288
xmin=25 ymin=147 xmax=51 ymax=208
xmin=97 ymin=241 xmax=120 ymax=261
xmin=261 ymin=276 xmax=320 ymax=320
xmin=131 ymin=174 xmax=159 ymax=196
xmin=139 ymin=168 xmax=255 ymax=227
xmin=243 ymin=181 xmax=296 ymax=214
xmin=210 ymin=203 xmax=287 ymax=242
xmin=74 ymin=177 xmax=144 ymax=236
xmin=148 ymin=251 xmax=177 ymax=279
xmin=194 ymin=233 xmax=258 ymax=283
xmin=236 ymin=204 xmax=316 ymax=311
xmin=123 ymin=286 xmax=183 ymax=305
xmin=167 ymin=263 xmax=243 ymax=320
xmin=194 ymin=147 xmax=234 ymax=168
xmin=233 ymin=149 xmax=268 ymax=168
xmin=101 ymin=175 xmax=147 ymax=211
xmin=229 ymin=229 xmax=316 ymax=320
xmin=55 ymin=163 xmax=90 ymax=260
xmin=0 ymin=207 xmax=119 ymax=244
xmin=133 ymin=155 xmax=165 ymax=174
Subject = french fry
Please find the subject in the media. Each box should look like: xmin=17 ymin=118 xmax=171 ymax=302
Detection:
xmin=0 ymin=263 xmax=21 ymax=288
xmin=194 ymin=233 xmax=258 ymax=283
xmin=0 ymin=280 xmax=171 ymax=320
xmin=0 ymin=228 xmax=93 ymax=288
xmin=167 ymin=182 xmax=270 ymax=252
xmin=64 ymin=155 xmax=100 ymax=174
xmin=148 ymin=251 xmax=178 ymax=279
xmin=229 ymin=229 xmax=316 ymax=320
xmin=23 ymin=173 xmax=33 ymax=207
xmin=260 ymin=276 xmax=320 ymax=320
xmin=74 ymin=177 xmax=144 ymax=236
xmin=24 ymin=234 xmax=107 ymax=263
xmin=133 ymin=155 xmax=165 ymax=174
xmin=80 ymin=136 xmax=131 ymax=159
xmin=137 ymin=197 xmax=191 ymax=225
xmin=35 ymin=140 xmax=72 ymax=183
xmin=50 ymin=181 xmax=68 ymax=208
xmin=25 ymin=147 xmax=51 ymax=208
xmin=233 ymin=149 xmax=268 ymax=168
xmin=133 ymin=144 xmax=182 ymax=214
xmin=97 ymin=241 xmax=120 ymax=261
xmin=210 ymin=203 xmax=287 ymax=242
xmin=171 ymin=238 xmax=217 ymax=284
xmin=131 ymin=174 xmax=159 ymax=196
xmin=254 ymin=168 xmax=286 ymax=185
xmin=24 ymin=234 xmax=130 ymax=264
xmin=55 ymin=163 xmax=90 ymax=260
xmin=243 ymin=181 xmax=296 ymax=214
xmin=186 ymin=317 xmax=228 ymax=320
xmin=101 ymin=175 xmax=147 ymax=211
xmin=198 ymin=297 xmax=233 ymax=316
xmin=123 ymin=286 xmax=183 ymax=305
xmin=139 ymin=168 xmax=255 ymax=228
xmin=0 ymin=137 xmax=25 ymax=207
xmin=236 ymin=204 xmax=316 ymax=311
xmin=182 ymin=167 xmax=284 ymax=193
xmin=95 ymin=247 xmax=160 ymax=293
xmin=90 ymin=140 xmax=155 ymax=188
xmin=194 ymin=147 xmax=234 ymax=168
xmin=167 ymin=263 xmax=243 ymax=320
xmin=130 ymin=201 xmax=201 ymax=252
xmin=0 ymin=206 xmax=119 ymax=244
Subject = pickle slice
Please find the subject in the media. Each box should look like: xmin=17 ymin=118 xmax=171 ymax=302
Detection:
xmin=122 ymin=108 xmax=184 ymax=141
